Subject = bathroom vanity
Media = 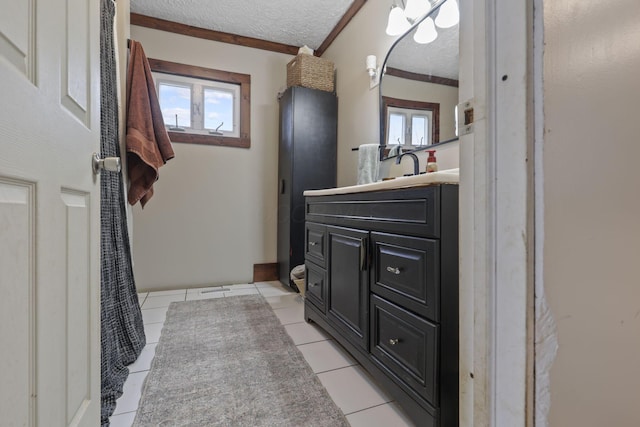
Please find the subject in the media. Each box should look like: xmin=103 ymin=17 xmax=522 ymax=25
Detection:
xmin=303 ymin=175 xmax=458 ymax=427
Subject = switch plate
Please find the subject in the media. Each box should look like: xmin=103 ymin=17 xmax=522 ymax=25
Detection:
xmin=456 ymin=99 xmax=475 ymax=135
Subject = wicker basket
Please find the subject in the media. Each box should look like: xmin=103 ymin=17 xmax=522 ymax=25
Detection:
xmin=293 ymin=278 xmax=305 ymax=297
xmin=286 ymin=54 xmax=335 ymax=92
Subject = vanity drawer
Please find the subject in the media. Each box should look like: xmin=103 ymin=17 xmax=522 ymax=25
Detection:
xmin=370 ymin=295 xmax=438 ymax=406
xmin=371 ymin=232 xmax=440 ymax=321
xmin=305 ymin=222 xmax=327 ymax=268
xmin=305 ymin=261 xmax=327 ymax=313
xmin=306 ymin=187 xmax=440 ymax=238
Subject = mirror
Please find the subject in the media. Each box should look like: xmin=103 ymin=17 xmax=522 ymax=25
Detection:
xmin=379 ymin=0 xmax=459 ymax=159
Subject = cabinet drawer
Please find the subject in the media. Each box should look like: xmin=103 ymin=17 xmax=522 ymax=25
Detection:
xmin=370 ymin=295 xmax=438 ymax=406
xmin=305 ymin=261 xmax=327 ymax=313
xmin=305 ymin=222 xmax=327 ymax=268
xmin=306 ymin=187 xmax=440 ymax=238
xmin=371 ymin=232 xmax=440 ymax=321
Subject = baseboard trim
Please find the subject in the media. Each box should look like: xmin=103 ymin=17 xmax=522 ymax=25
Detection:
xmin=253 ymin=263 xmax=278 ymax=282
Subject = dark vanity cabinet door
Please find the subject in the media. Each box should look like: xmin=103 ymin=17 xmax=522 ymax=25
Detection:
xmin=277 ymin=86 xmax=337 ymax=287
xmin=327 ymin=226 xmax=369 ymax=350
xmin=304 ymin=185 xmax=459 ymax=427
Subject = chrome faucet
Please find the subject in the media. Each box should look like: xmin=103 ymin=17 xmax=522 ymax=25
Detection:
xmin=395 ymin=152 xmax=420 ymax=175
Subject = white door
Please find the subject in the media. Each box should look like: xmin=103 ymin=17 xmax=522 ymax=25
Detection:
xmin=0 ymin=0 xmax=101 ymax=425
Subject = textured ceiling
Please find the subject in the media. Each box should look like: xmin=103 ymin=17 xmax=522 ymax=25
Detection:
xmin=130 ymin=0 xmax=355 ymax=51
xmin=130 ymin=0 xmax=458 ymax=79
xmin=385 ymin=20 xmax=459 ymax=80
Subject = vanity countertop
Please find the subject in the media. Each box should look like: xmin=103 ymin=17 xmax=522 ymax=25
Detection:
xmin=304 ymin=168 xmax=459 ymax=197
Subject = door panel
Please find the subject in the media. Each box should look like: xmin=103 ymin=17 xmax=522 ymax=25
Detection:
xmin=0 ymin=0 xmax=34 ymax=77
xmin=0 ymin=179 xmax=36 ymax=426
xmin=62 ymin=190 xmax=92 ymax=424
xmin=0 ymin=0 xmax=101 ymax=424
xmin=62 ymin=0 xmax=90 ymax=123
xmin=327 ymin=226 xmax=369 ymax=350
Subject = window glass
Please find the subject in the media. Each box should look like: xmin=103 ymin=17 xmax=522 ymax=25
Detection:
xmin=158 ymin=83 xmax=191 ymax=129
xmin=388 ymin=113 xmax=405 ymax=145
xmin=411 ymin=115 xmax=428 ymax=145
xmin=203 ymin=88 xmax=234 ymax=133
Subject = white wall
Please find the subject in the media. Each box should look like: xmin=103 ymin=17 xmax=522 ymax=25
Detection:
xmin=130 ymin=26 xmax=291 ymax=290
xmin=115 ymin=0 xmax=132 ymax=236
xmin=322 ymin=0 xmax=392 ymax=186
xmin=322 ymin=1 xmax=460 ymax=185
xmin=543 ymin=0 xmax=640 ymax=424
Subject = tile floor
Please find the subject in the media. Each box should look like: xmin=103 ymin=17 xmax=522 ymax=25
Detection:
xmin=109 ymin=281 xmax=415 ymax=427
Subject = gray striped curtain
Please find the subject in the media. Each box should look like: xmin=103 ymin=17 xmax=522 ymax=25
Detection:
xmin=100 ymin=0 xmax=146 ymax=424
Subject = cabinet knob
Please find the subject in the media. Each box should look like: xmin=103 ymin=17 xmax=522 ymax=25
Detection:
xmin=309 ymin=241 xmax=317 ymax=246
xmin=309 ymin=282 xmax=318 ymax=288
xmin=388 ymin=338 xmax=399 ymax=345
xmin=386 ymin=266 xmax=401 ymax=275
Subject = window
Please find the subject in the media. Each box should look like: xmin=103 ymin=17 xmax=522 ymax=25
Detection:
xmin=382 ymin=96 xmax=440 ymax=147
xmin=149 ymin=58 xmax=251 ymax=148
xmin=158 ymin=82 xmax=192 ymax=129
xmin=387 ymin=107 xmax=433 ymax=146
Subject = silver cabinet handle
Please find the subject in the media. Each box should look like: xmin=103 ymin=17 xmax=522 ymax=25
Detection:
xmin=92 ymin=152 xmax=121 ymax=175
xmin=309 ymin=241 xmax=317 ymax=246
xmin=388 ymin=338 xmax=399 ymax=345
xmin=309 ymin=282 xmax=318 ymax=288
xmin=386 ymin=266 xmax=401 ymax=275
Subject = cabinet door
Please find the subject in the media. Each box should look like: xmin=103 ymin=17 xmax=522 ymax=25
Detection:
xmin=327 ymin=226 xmax=369 ymax=350
xmin=277 ymin=88 xmax=293 ymax=285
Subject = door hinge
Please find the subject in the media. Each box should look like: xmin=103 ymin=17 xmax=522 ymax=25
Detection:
xmin=456 ymin=99 xmax=475 ymax=136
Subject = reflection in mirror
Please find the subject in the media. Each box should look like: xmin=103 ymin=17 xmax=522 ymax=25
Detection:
xmin=379 ymin=0 xmax=459 ymax=160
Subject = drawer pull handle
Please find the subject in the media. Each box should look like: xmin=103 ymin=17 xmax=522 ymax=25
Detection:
xmin=388 ymin=338 xmax=399 ymax=345
xmin=309 ymin=282 xmax=318 ymax=288
xmin=309 ymin=241 xmax=317 ymax=246
xmin=386 ymin=266 xmax=401 ymax=275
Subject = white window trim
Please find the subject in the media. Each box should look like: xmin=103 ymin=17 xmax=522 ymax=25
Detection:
xmin=153 ymin=72 xmax=241 ymax=138
xmin=387 ymin=106 xmax=433 ymax=146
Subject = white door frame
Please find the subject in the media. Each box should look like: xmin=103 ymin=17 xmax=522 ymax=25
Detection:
xmin=459 ymin=0 xmax=532 ymax=425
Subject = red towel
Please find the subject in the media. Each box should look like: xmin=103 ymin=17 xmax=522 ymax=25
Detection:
xmin=126 ymin=40 xmax=174 ymax=208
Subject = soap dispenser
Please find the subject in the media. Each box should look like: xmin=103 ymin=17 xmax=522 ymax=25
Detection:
xmin=426 ymin=150 xmax=438 ymax=173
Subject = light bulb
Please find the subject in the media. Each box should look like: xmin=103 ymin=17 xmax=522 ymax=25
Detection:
xmin=385 ymin=5 xmax=411 ymax=36
xmin=435 ymin=0 xmax=459 ymax=29
xmin=414 ymin=17 xmax=438 ymax=44
xmin=404 ymin=0 xmax=431 ymax=21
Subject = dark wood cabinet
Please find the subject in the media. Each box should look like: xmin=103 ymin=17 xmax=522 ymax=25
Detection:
xmin=326 ymin=226 xmax=369 ymax=350
xmin=277 ymin=86 xmax=337 ymax=288
xmin=304 ymin=185 xmax=458 ymax=427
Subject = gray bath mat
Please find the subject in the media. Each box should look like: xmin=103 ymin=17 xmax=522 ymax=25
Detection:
xmin=133 ymin=295 xmax=349 ymax=426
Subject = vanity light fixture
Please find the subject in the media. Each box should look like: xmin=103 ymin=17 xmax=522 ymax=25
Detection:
xmin=404 ymin=0 xmax=431 ymax=20
xmin=434 ymin=0 xmax=459 ymax=28
xmin=366 ymin=55 xmax=378 ymax=78
xmin=385 ymin=3 xmax=411 ymax=36
xmin=366 ymin=55 xmax=380 ymax=89
xmin=414 ymin=17 xmax=438 ymax=44
xmin=385 ymin=0 xmax=459 ymax=44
